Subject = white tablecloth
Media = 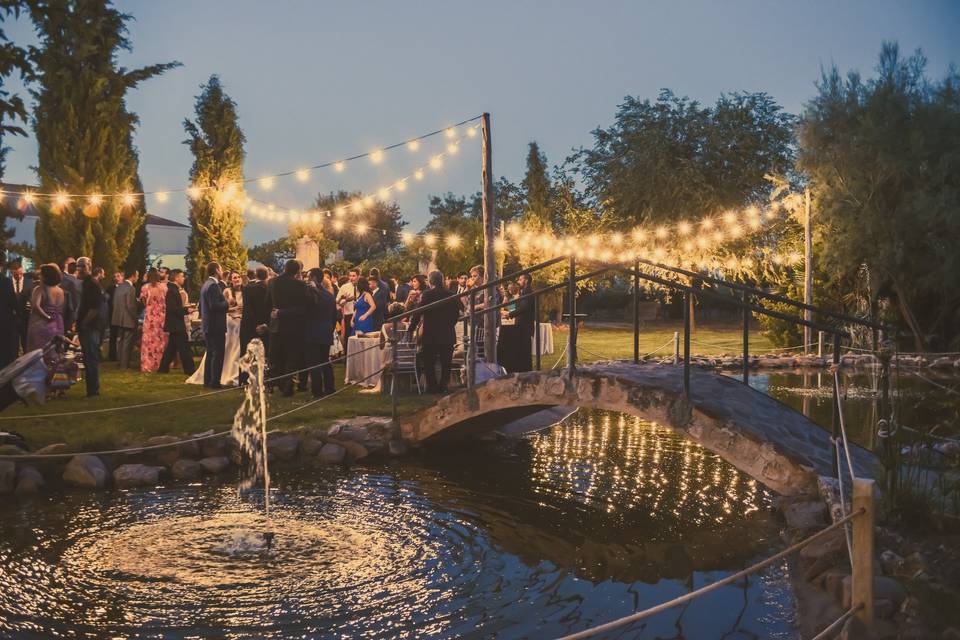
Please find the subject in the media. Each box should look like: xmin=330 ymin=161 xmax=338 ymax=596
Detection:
xmin=454 ymin=322 xmax=554 ymax=355
xmin=344 ymin=336 xmax=386 ymax=387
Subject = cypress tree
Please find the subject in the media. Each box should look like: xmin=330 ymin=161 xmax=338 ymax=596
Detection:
xmin=183 ymin=75 xmax=247 ymax=292
xmin=29 ymin=0 xmax=179 ymax=273
xmin=522 ymin=141 xmax=553 ymax=228
xmin=120 ymin=174 xmax=148 ymax=276
xmin=0 ymin=0 xmax=31 ymax=251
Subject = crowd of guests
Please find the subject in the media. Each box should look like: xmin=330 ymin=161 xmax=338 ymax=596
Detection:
xmin=0 ymin=249 xmax=538 ymax=401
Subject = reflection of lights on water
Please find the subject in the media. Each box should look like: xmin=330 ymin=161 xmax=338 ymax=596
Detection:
xmin=528 ymin=410 xmax=769 ymax=526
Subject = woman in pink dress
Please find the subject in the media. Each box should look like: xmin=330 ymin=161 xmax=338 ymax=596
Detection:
xmin=138 ymin=267 xmax=168 ymax=372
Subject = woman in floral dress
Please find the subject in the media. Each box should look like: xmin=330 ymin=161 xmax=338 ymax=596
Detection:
xmin=138 ymin=267 xmax=168 ymax=372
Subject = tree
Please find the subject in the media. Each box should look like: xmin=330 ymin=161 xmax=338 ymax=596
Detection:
xmin=421 ymin=192 xmax=483 ymax=276
xmin=29 ymin=0 xmax=179 ymax=273
xmin=248 ymin=237 xmax=295 ymax=273
xmin=522 ymin=142 xmax=553 ymax=228
xmin=798 ymin=43 xmax=960 ymax=349
xmin=119 ymin=175 xmax=148 ymax=276
xmin=183 ymin=75 xmax=246 ymax=291
xmin=0 ymin=0 xmax=31 ymax=251
xmin=313 ymin=190 xmax=404 ymax=264
xmin=570 ymin=89 xmax=795 ymax=227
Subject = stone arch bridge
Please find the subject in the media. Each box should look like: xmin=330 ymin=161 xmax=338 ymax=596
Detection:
xmin=400 ymin=363 xmax=877 ymax=497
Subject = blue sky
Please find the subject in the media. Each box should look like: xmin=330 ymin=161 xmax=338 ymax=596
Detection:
xmin=3 ymin=0 xmax=958 ymax=243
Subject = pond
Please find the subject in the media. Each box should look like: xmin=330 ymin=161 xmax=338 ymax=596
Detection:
xmin=0 ymin=408 xmax=797 ymax=639
xmin=737 ymin=369 xmax=960 ymax=448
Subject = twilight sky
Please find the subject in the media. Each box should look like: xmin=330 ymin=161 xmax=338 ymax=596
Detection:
xmin=3 ymin=0 xmax=958 ymax=244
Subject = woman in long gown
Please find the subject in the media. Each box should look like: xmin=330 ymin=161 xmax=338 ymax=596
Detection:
xmin=139 ymin=268 xmax=168 ymax=372
xmin=186 ymin=271 xmax=244 ymax=386
xmin=26 ymin=264 xmax=65 ymax=364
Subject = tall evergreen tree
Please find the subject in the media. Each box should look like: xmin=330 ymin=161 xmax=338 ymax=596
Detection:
xmin=184 ymin=75 xmax=247 ymax=292
xmin=521 ymin=141 xmax=552 ymax=228
xmin=120 ymin=174 xmax=148 ymax=276
xmin=28 ymin=0 xmax=179 ymax=273
xmin=0 ymin=0 xmax=31 ymax=251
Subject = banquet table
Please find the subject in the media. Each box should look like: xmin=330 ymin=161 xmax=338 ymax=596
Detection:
xmin=344 ymin=335 xmax=387 ymax=388
xmin=454 ymin=322 xmax=554 ymax=355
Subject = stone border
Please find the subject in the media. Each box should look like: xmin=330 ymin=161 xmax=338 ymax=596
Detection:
xmin=649 ymin=352 xmax=960 ymax=371
xmin=0 ymin=417 xmax=408 ymax=496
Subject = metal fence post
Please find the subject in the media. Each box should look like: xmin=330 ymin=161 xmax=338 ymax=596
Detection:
xmin=534 ymin=293 xmax=542 ymax=371
xmin=852 ymin=478 xmax=876 ymax=629
xmin=742 ymin=292 xmax=750 ymax=385
xmin=567 ymin=255 xmax=577 ymax=376
xmin=467 ymin=292 xmax=476 ymax=389
xmin=633 ymin=260 xmax=640 ymax=364
xmin=831 ymin=332 xmax=842 ymax=475
xmin=683 ymin=290 xmax=691 ymax=398
xmin=390 ymin=319 xmax=399 ymax=420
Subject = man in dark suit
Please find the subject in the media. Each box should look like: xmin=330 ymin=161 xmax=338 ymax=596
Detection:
xmin=200 ymin=261 xmax=230 ymax=388
xmin=506 ymin=273 xmax=536 ymax=372
xmin=158 ymin=269 xmax=196 ymax=375
xmin=268 ymin=259 xmax=310 ymax=396
xmin=0 ymin=252 xmax=20 ymax=368
xmin=409 ymin=270 xmax=459 ymax=394
xmin=60 ymin=257 xmax=81 ymax=333
xmin=111 ymin=268 xmax=139 ymax=369
xmin=304 ymin=268 xmax=338 ymax=398
xmin=369 ymin=267 xmax=390 ymax=331
xmin=105 ymin=270 xmax=122 ymax=360
xmin=239 ymin=266 xmax=271 ymax=385
xmin=8 ymin=260 xmax=30 ymax=353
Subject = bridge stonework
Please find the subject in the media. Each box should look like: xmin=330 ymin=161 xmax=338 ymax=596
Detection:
xmin=400 ymin=363 xmax=877 ymax=497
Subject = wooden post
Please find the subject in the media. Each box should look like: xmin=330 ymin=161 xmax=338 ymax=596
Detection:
xmin=480 ymin=113 xmax=497 ymax=366
xmin=673 ymin=331 xmax=680 ymax=364
xmin=803 ymin=188 xmax=813 ymax=354
xmin=818 ymin=330 xmax=824 ymax=358
xmin=633 ymin=260 xmax=640 ymax=364
xmin=567 ymin=255 xmax=577 ymax=376
xmin=852 ymin=478 xmax=876 ymax=629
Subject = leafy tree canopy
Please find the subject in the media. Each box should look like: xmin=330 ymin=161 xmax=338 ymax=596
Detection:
xmin=798 ymin=42 xmax=960 ymax=349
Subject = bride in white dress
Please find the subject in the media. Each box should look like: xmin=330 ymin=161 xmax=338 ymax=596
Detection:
xmin=187 ymin=271 xmax=244 ymax=386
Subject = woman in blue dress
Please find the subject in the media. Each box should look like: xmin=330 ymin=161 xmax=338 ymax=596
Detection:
xmin=351 ymin=277 xmax=377 ymax=336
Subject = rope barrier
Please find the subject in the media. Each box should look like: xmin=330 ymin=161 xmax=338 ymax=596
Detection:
xmin=911 ymin=372 xmax=960 ymax=397
xmin=809 ymin=604 xmax=864 ymax=640
xmin=554 ymin=509 xmax=865 ymax=640
xmin=0 ymin=339 xmax=386 ymax=421
xmin=640 ymin=338 xmax=675 ymax=360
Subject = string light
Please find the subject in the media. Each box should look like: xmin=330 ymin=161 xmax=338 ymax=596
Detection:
xmin=53 ymin=193 xmax=69 ymax=208
xmin=3 ymin=115 xmax=483 ymax=201
xmin=430 ymin=155 xmax=443 ymax=169
xmin=355 ymin=222 xmax=369 ymax=235
xmin=87 ymin=194 xmax=103 ymax=207
xmin=259 ymin=176 xmax=275 ymax=191
xmin=414 ymin=169 xmax=424 ymax=180
xmin=121 ymin=193 xmax=136 ymax=207
xmin=445 ymin=234 xmax=461 ymax=248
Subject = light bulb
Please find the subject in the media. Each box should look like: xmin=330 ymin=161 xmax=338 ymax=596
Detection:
xmin=445 ymin=234 xmax=461 ymax=248
xmin=395 ymin=180 xmax=407 ymax=192
xmin=447 ymin=143 xmax=458 ymax=154
xmin=444 ymin=127 xmax=455 ymax=138
xmin=155 ymin=191 xmax=169 ymax=203
xmin=259 ymin=176 xmax=274 ymax=191
xmin=430 ymin=155 xmax=443 ymax=170
xmin=414 ymin=169 xmax=424 ymax=181
xmin=88 ymin=194 xmax=103 ymax=207
xmin=334 ymin=161 xmax=345 ymax=173
xmin=355 ymin=223 xmax=368 ymax=235
xmin=370 ymin=149 xmax=384 ymax=164
xmin=466 ymin=127 xmax=478 ymax=138
xmin=121 ymin=193 xmax=136 ymax=207
xmin=407 ymin=140 xmax=419 ymax=152
xmin=296 ymin=169 xmax=310 ymax=182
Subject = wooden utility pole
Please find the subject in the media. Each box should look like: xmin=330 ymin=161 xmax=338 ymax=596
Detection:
xmin=481 ymin=113 xmax=497 ymax=365
xmin=804 ymin=188 xmax=812 ymax=354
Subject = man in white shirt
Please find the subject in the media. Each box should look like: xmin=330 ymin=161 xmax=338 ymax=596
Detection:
xmin=335 ymin=268 xmax=359 ymax=351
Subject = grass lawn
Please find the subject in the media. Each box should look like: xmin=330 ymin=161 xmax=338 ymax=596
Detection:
xmin=2 ymin=321 xmax=774 ymax=452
